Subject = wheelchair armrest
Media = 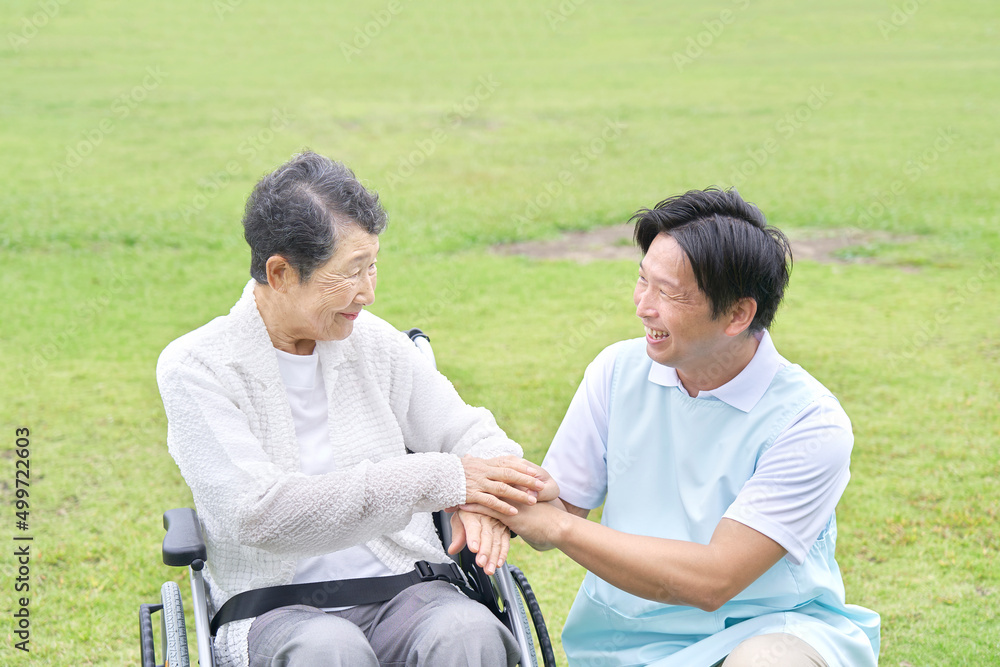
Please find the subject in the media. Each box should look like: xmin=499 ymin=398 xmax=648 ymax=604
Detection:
xmin=162 ymin=508 xmax=207 ymax=568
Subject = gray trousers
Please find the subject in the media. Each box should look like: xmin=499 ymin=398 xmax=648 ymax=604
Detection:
xmin=713 ymin=633 xmax=829 ymax=667
xmin=247 ymin=580 xmax=520 ymax=667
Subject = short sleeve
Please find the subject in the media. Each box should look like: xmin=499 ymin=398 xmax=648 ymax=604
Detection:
xmin=542 ymin=342 xmax=626 ymax=510
xmin=724 ymin=395 xmax=854 ymax=565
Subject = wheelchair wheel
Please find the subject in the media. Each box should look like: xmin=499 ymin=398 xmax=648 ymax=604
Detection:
xmin=509 ymin=572 xmax=538 ymax=666
xmin=160 ymin=581 xmax=191 ymax=667
xmin=509 ymin=566 xmax=556 ymax=667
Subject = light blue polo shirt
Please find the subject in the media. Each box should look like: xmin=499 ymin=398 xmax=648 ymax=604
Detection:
xmin=543 ymin=334 xmax=880 ymax=666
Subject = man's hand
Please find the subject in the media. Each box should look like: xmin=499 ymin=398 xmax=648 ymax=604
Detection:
xmin=525 ymin=462 xmax=560 ymax=503
xmin=447 ymin=510 xmax=510 ymax=575
xmin=460 ymin=499 xmax=571 ymax=552
xmin=461 ymin=456 xmax=548 ymax=516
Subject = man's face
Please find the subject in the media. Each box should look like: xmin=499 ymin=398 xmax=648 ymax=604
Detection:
xmin=633 ymin=233 xmax=733 ymax=377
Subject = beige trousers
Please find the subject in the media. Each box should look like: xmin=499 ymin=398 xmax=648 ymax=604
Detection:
xmin=711 ymin=633 xmax=829 ymax=667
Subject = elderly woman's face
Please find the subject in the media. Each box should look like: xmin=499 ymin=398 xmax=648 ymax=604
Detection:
xmin=286 ymin=224 xmax=379 ymax=342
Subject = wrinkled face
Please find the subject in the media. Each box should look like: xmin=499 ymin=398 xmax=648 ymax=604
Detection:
xmin=633 ymin=233 xmax=731 ymax=373
xmin=285 ymin=224 xmax=379 ymax=342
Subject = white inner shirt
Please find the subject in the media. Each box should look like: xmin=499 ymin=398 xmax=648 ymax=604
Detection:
xmin=274 ymin=348 xmax=394 ymax=587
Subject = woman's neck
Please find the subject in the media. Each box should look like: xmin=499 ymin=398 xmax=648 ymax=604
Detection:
xmin=253 ymin=282 xmax=316 ymax=355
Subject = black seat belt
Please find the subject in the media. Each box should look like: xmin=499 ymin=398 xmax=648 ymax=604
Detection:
xmin=209 ymin=560 xmax=473 ymax=636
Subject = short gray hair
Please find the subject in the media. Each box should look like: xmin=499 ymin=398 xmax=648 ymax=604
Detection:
xmin=243 ymin=151 xmax=388 ymax=284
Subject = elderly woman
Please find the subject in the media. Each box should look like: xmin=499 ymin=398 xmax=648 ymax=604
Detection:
xmin=157 ymin=151 xmax=554 ymax=667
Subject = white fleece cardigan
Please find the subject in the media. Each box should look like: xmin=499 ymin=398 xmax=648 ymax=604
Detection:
xmin=156 ymin=280 xmax=522 ymax=666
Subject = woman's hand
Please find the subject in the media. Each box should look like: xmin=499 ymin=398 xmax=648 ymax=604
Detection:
xmin=447 ymin=510 xmax=510 ymax=575
xmin=461 ymin=455 xmax=547 ymax=516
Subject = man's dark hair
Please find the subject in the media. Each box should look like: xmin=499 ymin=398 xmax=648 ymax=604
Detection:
xmin=631 ymin=187 xmax=792 ymax=332
xmin=243 ymin=151 xmax=388 ymax=284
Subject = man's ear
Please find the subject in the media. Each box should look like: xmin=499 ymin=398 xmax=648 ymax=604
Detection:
xmin=725 ymin=298 xmax=757 ymax=337
xmin=264 ymin=255 xmax=297 ymax=292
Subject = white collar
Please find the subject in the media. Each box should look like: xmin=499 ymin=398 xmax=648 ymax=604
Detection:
xmin=646 ymin=330 xmax=787 ymax=413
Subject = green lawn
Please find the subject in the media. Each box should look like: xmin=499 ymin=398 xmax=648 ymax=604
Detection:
xmin=1 ymin=0 xmax=998 ymax=664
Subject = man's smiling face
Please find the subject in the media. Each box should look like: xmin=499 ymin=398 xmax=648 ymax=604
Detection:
xmin=633 ymin=233 xmax=734 ymax=378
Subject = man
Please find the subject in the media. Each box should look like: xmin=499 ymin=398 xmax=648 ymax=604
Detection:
xmin=470 ymin=189 xmax=880 ymax=665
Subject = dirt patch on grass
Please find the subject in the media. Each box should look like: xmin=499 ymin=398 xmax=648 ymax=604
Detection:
xmin=493 ymin=225 xmax=642 ymax=264
xmin=492 ymin=225 xmax=918 ymax=266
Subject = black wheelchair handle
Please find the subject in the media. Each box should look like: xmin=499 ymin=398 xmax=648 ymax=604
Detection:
xmin=404 ymin=328 xmax=430 ymax=343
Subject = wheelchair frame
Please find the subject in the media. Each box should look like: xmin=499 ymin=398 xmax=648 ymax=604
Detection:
xmin=139 ymin=328 xmax=554 ymax=667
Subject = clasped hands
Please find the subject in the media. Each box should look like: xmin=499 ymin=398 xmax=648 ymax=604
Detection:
xmin=447 ymin=455 xmax=558 ymax=575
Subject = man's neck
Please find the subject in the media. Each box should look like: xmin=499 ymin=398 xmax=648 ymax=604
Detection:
xmin=676 ymin=334 xmax=760 ymax=396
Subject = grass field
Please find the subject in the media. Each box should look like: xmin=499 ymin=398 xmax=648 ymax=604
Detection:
xmin=1 ymin=0 xmax=998 ymax=664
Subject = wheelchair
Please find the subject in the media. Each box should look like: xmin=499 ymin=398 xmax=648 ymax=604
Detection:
xmin=139 ymin=329 xmax=555 ymax=667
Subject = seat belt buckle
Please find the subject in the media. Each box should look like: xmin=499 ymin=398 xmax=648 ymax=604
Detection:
xmin=414 ymin=560 xmax=464 ymax=584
